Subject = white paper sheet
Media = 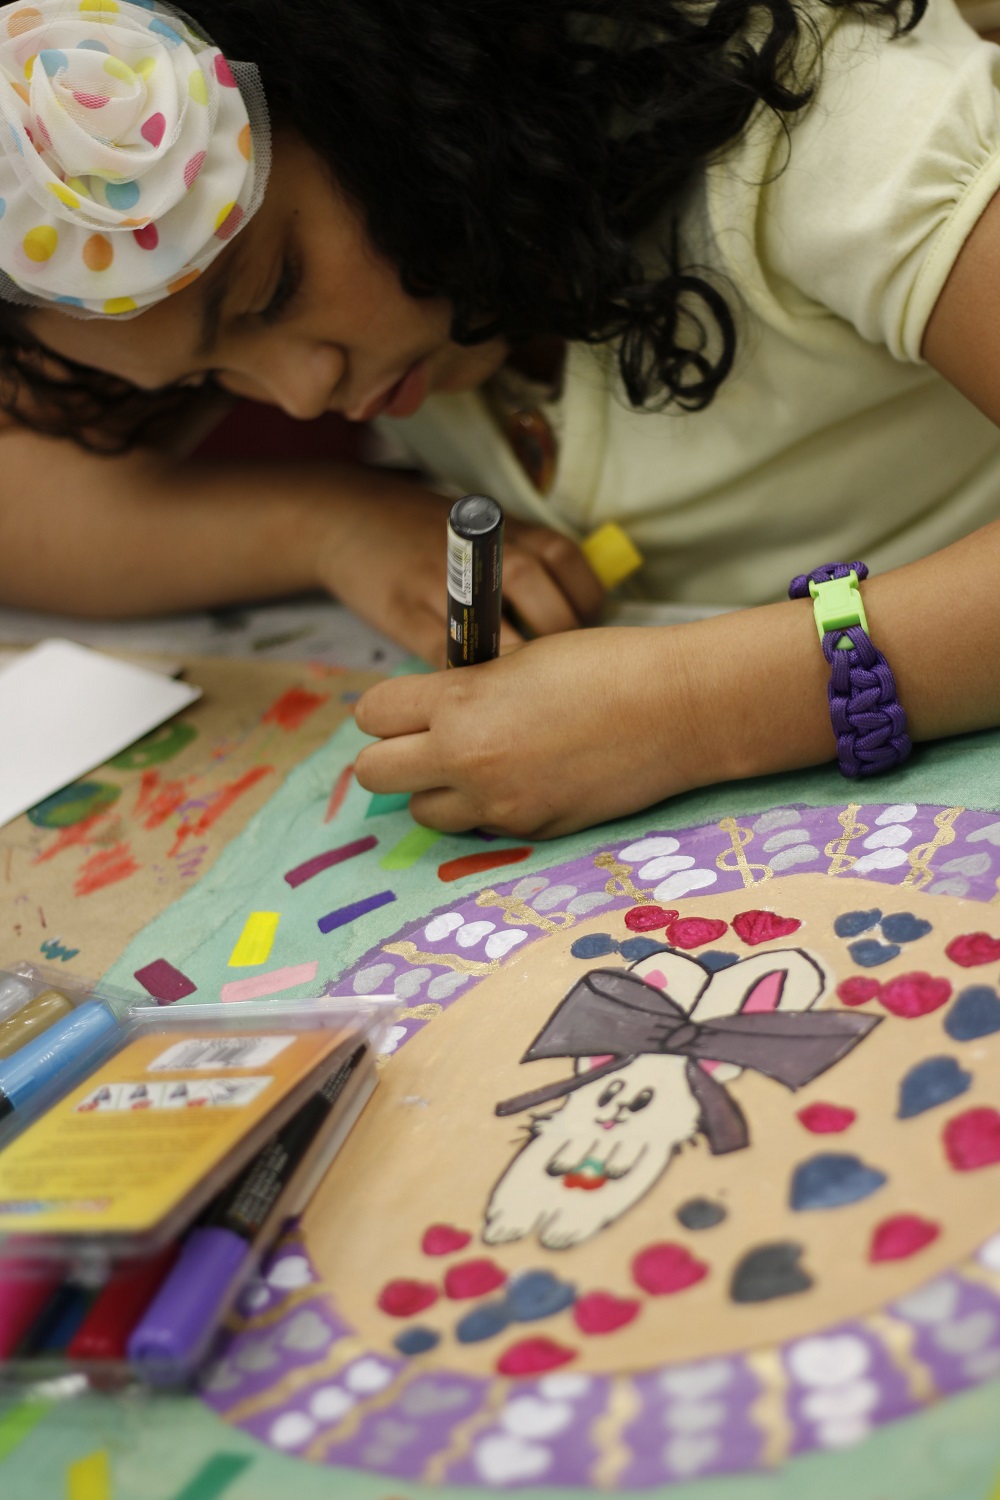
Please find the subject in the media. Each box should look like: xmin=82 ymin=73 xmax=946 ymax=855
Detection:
xmin=0 ymin=639 xmax=200 ymax=830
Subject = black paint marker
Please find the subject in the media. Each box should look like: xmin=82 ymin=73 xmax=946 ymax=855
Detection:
xmin=446 ymin=494 xmax=503 ymax=668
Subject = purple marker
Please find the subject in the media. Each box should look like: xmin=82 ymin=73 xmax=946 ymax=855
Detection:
xmin=127 ymin=1046 xmax=365 ymax=1380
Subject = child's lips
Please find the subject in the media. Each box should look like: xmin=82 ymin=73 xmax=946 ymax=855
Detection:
xmin=349 ymin=358 xmax=430 ymax=422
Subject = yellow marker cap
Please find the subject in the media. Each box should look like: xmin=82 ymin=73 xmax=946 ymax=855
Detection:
xmin=581 ymin=523 xmax=644 ymax=590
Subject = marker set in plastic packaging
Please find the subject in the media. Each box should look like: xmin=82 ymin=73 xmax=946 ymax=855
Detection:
xmin=0 ymin=963 xmax=391 ymax=1387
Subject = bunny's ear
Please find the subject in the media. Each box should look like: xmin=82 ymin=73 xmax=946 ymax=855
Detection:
xmin=573 ymin=1054 xmax=617 ymax=1076
xmin=689 ymin=949 xmax=826 ymax=1024
xmin=629 ymin=948 xmax=709 ymax=1014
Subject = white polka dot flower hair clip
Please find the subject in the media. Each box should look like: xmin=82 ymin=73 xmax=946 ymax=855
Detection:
xmin=0 ymin=0 xmax=270 ymax=317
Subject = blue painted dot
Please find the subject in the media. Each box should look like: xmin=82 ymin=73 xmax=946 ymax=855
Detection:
xmin=39 ymin=49 xmax=67 ymax=76
xmin=945 ymin=986 xmax=1000 ymax=1042
xmin=619 ymin=936 xmax=666 ymax=961
xmin=55 ymin=296 xmax=85 ymax=306
xmin=76 ymin=39 xmax=110 ymax=52
xmin=105 ymin=179 xmax=140 ymax=211
xmin=898 ymin=1056 xmax=972 ymax=1119
xmin=456 ymin=1301 xmax=510 ymax=1344
xmin=834 ymin=909 xmax=882 ymax=938
xmin=848 ymin=939 xmax=901 ymax=968
xmin=700 ymin=950 xmax=740 ymax=972
xmin=790 ymin=1153 xmax=887 ymax=1211
xmin=8 ymin=125 xmax=22 ymax=156
xmin=394 ymin=1326 xmax=440 ymax=1356
xmin=880 ymin=913 xmax=933 ymax=945
xmin=571 ymin=933 xmax=618 ymax=959
xmin=149 ymin=18 xmax=183 ymax=45
xmin=0 ymin=199 xmax=6 ymax=221
xmin=506 ymin=1270 xmax=576 ymax=1322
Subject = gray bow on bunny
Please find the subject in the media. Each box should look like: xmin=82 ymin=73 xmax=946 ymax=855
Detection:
xmin=495 ymin=968 xmax=880 ymax=1154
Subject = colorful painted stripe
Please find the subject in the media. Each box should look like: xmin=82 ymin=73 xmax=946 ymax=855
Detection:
xmin=67 ymin=1449 xmax=111 ymax=1500
xmin=437 ymin=847 xmax=533 ymax=883
xmin=364 ymin=791 xmax=410 ymax=818
xmin=0 ymin=1399 xmax=50 ymax=1462
xmin=317 ymin=890 xmax=396 ymax=933
xmin=133 ymin=958 xmax=197 ymax=1004
xmin=323 ymin=761 xmax=355 ymax=823
xmin=168 ymin=1453 xmax=254 ymax=1500
xmin=220 ymin=961 xmax=319 ymax=1004
xmin=227 ymin=912 xmax=280 ymax=967
xmin=380 ymin=825 xmax=443 ymax=871
xmin=284 ymin=836 xmax=377 ymax=888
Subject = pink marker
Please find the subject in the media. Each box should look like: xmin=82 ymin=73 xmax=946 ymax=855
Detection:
xmin=0 ymin=1261 xmax=63 ymax=1357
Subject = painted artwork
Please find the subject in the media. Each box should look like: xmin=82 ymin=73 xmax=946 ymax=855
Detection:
xmin=193 ymin=801 xmax=1000 ymax=1490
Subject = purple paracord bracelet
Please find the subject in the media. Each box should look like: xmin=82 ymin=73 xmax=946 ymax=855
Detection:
xmin=788 ymin=561 xmax=912 ymax=779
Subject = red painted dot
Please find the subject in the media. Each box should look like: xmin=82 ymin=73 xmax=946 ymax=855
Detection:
xmin=836 ymin=976 xmax=883 ymax=1007
xmin=444 ymin=1258 xmax=508 ymax=1299
xmin=796 ymin=1102 xmax=857 ymax=1134
xmin=213 ymin=54 xmax=237 ymax=87
xmin=183 ymin=149 xmax=206 ymax=188
xmin=421 ymin=1224 xmax=472 ymax=1257
xmin=496 ymin=1337 xmax=577 ymax=1377
xmin=573 ymin=1291 xmax=641 ymax=1335
xmin=132 ymin=222 xmax=158 ymax=251
xmin=377 ymin=1278 xmax=439 ymax=1317
xmin=624 ymin=905 xmax=678 ymax=933
xmin=632 ymin=1242 xmax=709 ymax=1296
xmin=869 ymin=1214 xmax=940 ymax=1262
xmin=141 ymin=111 xmax=165 ymax=148
xmin=879 ymin=972 xmax=952 ymax=1019
xmin=664 ymin=917 xmax=729 ymax=950
xmin=946 ymin=932 xmax=1000 ymax=968
xmin=731 ymin=909 xmax=803 ymax=946
xmin=943 ymin=1108 xmax=1000 ymax=1171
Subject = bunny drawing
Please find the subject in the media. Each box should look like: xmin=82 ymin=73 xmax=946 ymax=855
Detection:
xmin=482 ymin=944 xmax=878 ymax=1250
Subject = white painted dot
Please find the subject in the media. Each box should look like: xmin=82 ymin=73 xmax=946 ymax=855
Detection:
xmin=963 ymin=1349 xmax=1000 ymax=1382
xmin=894 ymin=1279 xmax=959 ymax=1324
xmin=501 ymin=1397 xmax=574 ymax=1438
xmin=787 ymin=1335 xmax=869 ymax=1387
xmin=619 ymin=836 xmax=679 ymax=860
xmin=379 ymin=1024 xmax=407 ymax=1055
xmin=875 ymin=804 xmax=918 ymax=824
xmin=269 ymin=1411 xmax=316 ymax=1448
xmin=664 ymin=1399 xmax=727 ymax=1432
xmin=815 ymin=1415 xmax=871 ymax=1449
xmin=853 ymin=848 xmax=909 ymax=874
xmin=345 ymin=1357 xmax=395 ymax=1394
xmin=537 ymin=1373 xmax=592 ymax=1399
xmin=474 ymin=1434 xmax=552 ymax=1484
xmin=485 ymin=929 xmax=528 ymax=960
xmin=659 ymin=1361 xmax=733 ymax=1400
xmin=308 ymin=1385 xmax=355 ymax=1422
xmin=979 ymin=1234 xmax=1000 ymax=1271
xmin=663 ymin=1434 xmax=720 ymax=1475
xmin=801 ymin=1379 xmax=879 ymax=1422
xmin=267 ymin=1254 xmax=312 ymax=1290
xmin=863 ymin=825 xmax=912 ymax=850
xmin=241 ymin=1284 xmax=271 ymax=1311
xmin=424 ymin=911 xmax=464 ymax=941
xmin=456 ymin=920 xmax=495 ymax=947
xmin=653 ymin=869 xmax=717 ymax=901
xmin=638 ymin=854 xmax=696 ymax=880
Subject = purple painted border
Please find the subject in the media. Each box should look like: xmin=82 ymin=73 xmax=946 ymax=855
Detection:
xmin=204 ymin=802 xmax=1000 ymax=1488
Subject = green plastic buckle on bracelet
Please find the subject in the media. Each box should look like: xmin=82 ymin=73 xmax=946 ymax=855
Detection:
xmin=808 ymin=570 xmax=869 ymax=651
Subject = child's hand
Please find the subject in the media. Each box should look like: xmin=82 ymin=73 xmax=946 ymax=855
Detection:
xmin=314 ymin=482 xmax=604 ymax=665
xmin=354 ymin=627 xmax=713 ymax=838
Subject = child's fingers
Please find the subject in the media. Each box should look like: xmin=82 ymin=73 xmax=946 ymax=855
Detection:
xmin=354 ymin=731 xmax=444 ymax=795
xmin=409 ymin=786 xmax=483 ymax=834
xmin=508 ymin=527 xmax=606 ymax=623
xmin=503 ymin=549 xmax=590 ymax=636
xmin=354 ymin=674 xmax=438 ymax=740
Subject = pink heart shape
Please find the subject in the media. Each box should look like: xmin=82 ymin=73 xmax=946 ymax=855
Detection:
xmin=624 ymin=904 xmax=678 ymax=933
xmin=879 ymin=972 xmax=952 ymax=1019
xmin=946 ymin=932 xmax=1000 ymax=968
xmin=664 ymin=917 xmax=729 ymax=950
xmin=496 ymin=1337 xmax=577 ymax=1377
xmin=796 ymin=1102 xmax=857 ymax=1134
xmin=377 ymin=1278 xmax=439 ymax=1317
xmin=141 ymin=112 xmax=165 ymax=148
xmin=422 ymin=1223 xmax=473 ymax=1256
xmin=632 ymin=1242 xmax=709 ymax=1295
xmin=869 ymin=1214 xmax=940 ymax=1262
xmin=731 ymin=909 xmax=802 ymax=946
xmin=444 ymin=1258 xmax=508 ymax=1299
xmin=836 ymin=976 xmax=883 ymax=1007
xmin=944 ymin=1107 xmax=1000 ymax=1171
xmin=573 ymin=1290 xmax=641 ymax=1334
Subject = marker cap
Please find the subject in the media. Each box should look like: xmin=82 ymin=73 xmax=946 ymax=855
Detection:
xmin=128 ymin=1225 xmax=248 ymax=1373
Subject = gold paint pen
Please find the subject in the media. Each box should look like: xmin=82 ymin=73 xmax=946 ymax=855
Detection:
xmin=446 ymin=494 xmax=504 ymax=668
xmin=0 ymin=988 xmax=75 ymax=1059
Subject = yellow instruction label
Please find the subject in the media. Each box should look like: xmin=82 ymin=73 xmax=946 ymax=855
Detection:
xmin=0 ymin=1028 xmax=345 ymax=1235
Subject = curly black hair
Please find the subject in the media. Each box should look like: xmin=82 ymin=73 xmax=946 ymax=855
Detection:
xmin=1 ymin=0 xmax=925 ymax=448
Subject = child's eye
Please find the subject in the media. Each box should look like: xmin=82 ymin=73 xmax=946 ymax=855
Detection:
xmin=261 ymin=257 xmax=300 ymax=323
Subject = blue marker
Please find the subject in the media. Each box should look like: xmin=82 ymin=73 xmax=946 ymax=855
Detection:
xmin=0 ymin=1001 xmax=118 ymax=1119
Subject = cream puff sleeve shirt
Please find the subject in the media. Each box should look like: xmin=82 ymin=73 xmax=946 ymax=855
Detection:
xmin=377 ymin=0 xmax=1000 ymax=605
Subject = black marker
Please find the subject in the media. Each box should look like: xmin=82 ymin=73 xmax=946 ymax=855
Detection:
xmin=446 ymin=494 xmax=503 ymax=667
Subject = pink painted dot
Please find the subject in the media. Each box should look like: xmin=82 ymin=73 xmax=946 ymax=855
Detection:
xmin=132 ymin=222 xmax=158 ymax=251
xmin=183 ymin=149 xmax=206 ymax=188
xmin=72 ymin=91 xmax=108 ymax=109
xmin=573 ymin=1291 xmax=641 ymax=1335
xmin=879 ymin=972 xmax=952 ymax=1019
xmin=421 ymin=1224 xmax=472 ymax=1257
xmin=796 ymin=1102 xmax=857 ymax=1134
xmin=944 ymin=1108 xmax=1000 ymax=1171
xmin=213 ymin=53 xmax=237 ymax=87
xmin=632 ymin=1242 xmax=708 ymax=1296
xmin=443 ymin=1258 xmax=507 ymax=1300
xmin=664 ymin=917 xmax=729 ymax=950
xmin=377 ymin=1278 xmax=439 ymax=1318
xmin=141 ymin=112 xmax=166 ymax=148
xmin=869 ymin=1214 xmax=940 ymax=1262
xmin=214 ymin=202 xmax=243 ymax=240
xmin=731 ymin=909 xmax=802 ymax=946
xmin=624 ymin=905 xmax=677 ymax=933
xmin=946 ymin=932 xmax=1000 ymax=968
xmin=836 ymin=976 xmax=883 ymax=1007
xmin=496 ymin=1337 xmax=577 ymax=1377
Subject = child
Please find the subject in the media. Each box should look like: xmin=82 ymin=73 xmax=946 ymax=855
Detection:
xmin=0 ymin=0 xmax=996 ymax=837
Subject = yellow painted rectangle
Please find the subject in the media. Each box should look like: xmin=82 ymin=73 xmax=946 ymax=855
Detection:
xmin=228 ymin=911 xmax=280 ymax=967
xmin=67 ymin=1450 xmax=111 ymax=1500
